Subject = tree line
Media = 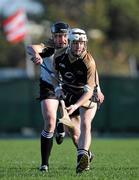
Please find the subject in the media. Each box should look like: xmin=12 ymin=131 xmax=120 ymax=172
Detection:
xmin=1 ymin=0 xmax=139 ymax=75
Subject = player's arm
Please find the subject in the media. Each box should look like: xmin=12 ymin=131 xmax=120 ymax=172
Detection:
xmin=26 ymin=44 xmax=45 ymax=65
xmin=87 ymin=50 xmax=104 ymax=104
xmin=95 ymin=70 xmax=104 ymax=104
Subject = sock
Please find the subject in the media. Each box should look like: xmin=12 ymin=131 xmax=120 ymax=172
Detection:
xmin=41 ymin=130 xmax=53 ymax=166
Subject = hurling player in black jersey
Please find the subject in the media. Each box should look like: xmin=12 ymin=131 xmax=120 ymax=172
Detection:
xmin=53 ymin=28 xmax=104 ymax=173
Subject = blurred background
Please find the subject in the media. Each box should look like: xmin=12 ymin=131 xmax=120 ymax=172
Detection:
xmin=0 ymin=0 xmax=139 ymax=137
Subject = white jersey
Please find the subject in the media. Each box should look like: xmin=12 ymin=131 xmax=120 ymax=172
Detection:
xmin=40 ymin=54 xmax=54 ymax=85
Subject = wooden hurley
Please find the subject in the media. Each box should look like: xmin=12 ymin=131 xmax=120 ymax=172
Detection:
xmin=59 ymin=99 xmax=74 ymax=128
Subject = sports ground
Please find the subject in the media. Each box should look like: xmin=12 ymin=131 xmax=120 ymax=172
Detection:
xmin=0 ymin=138 xmax=139 ymax=180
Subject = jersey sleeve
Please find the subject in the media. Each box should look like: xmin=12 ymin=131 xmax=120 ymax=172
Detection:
xmin=83 ymin=52 xmax=96 ymax=89
xmin=42 ymin=38 xmax=54 ymax=48
xmin=39 ymin=38 xmax=55 ymax=58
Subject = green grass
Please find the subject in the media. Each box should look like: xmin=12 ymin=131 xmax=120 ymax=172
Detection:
xmin=0 ymin=138 xmax=139 ymax=180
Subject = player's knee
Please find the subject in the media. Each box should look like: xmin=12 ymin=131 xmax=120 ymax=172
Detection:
xmin=44 ymin=119 xmax=56 ymax=132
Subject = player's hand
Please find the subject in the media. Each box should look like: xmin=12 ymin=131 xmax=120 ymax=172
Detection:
xmin=54 ymin=86 xmax=65 ymax=99
xmin=97 ymin=91 xmax=104 ymax=104
xmin=66 ymin=104 xmax=78 ymax=115
xmin=31 ymin=54 xmax=43 ymax=65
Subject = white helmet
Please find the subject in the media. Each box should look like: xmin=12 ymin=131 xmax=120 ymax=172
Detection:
xmin=68 ymin=28 xmax=88 ymax=42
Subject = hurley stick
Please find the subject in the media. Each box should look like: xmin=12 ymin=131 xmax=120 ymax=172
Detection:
xmin=59 ymin=99 xmax=74 ymax=128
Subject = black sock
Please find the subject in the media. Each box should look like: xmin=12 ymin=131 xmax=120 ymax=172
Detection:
xmin=41 ymin=130 xmax=53 ymax=166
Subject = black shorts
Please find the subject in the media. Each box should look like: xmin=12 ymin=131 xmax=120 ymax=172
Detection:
xmin=39 ymin=78 xmax=57 ymax=101
xmin=62 ymin=85 xmax=84 ymax=116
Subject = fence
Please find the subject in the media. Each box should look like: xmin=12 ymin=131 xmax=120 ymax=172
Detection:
xmin=0 ymin=76 xmax=139 ymax=133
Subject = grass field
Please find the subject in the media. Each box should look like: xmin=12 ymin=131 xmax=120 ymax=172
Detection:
xmin=0 ymin=137 xmax=139 ymax=180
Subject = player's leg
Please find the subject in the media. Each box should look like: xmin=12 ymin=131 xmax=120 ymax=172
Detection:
xmin=66 ymin=115 xmax=80 ymax=148
xmin=76 ymin=103 xmax=97 ymax=173
xmin=66 ymin=115 xmax=94 ymax=169
xmin=40 ymin=99 xmax=59 ymax=171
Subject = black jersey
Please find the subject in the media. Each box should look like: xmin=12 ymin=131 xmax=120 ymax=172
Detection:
xmin=54 ymin=48 xmax=97 ymax=115
xmin=54 ymin=47 xmax=96 ymax=89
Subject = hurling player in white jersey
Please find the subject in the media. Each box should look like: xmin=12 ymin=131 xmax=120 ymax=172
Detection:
xmin=27 ymin=22 xmax=69 ymax=172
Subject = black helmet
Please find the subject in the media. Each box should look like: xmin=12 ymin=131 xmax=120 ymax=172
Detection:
xmin=51 ymin=22 xmax=69 ymax=34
